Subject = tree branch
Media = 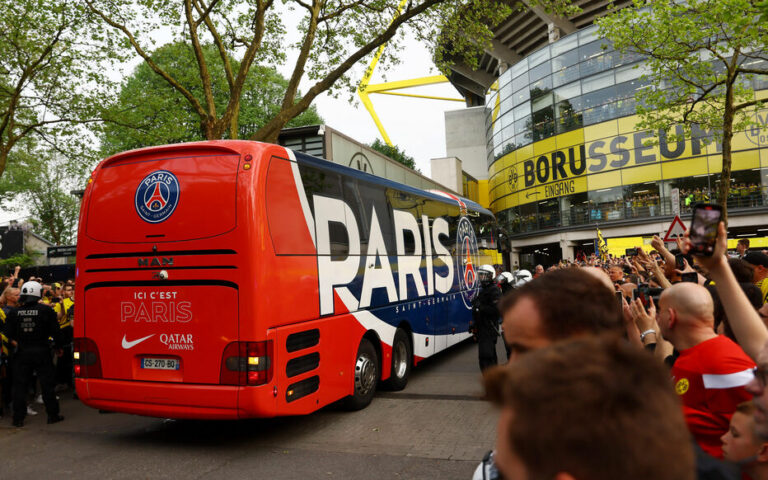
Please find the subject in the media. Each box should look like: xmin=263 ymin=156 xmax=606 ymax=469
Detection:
xmin=184 ymin=0 xmax=217 ymax=125
xmin=192 ymin=0 xmax=235 ymax=90
xmin=282 ymin=0 xmax=321 ymax=111
xmin=733 ymin=99 xmax=761 ymax=111
xmin=194 ymin=0 xmax=221 ymax=26
xmin=84 ymin=0 xmax=208 ymax=120
xmin=220 ymin=0 xmax=274 ymax=134
xmin=253 ymin=0 xmax=444 ymax=141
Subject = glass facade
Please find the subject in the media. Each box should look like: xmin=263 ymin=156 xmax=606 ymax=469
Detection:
xmin=486 ymin=25 xmax=768 ymax=234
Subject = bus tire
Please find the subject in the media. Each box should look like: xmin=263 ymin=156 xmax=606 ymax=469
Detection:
xmin=384 ymin=329 xmax=412 ymax=391
xmin=343 ymin=338 xmax=379 ymax=411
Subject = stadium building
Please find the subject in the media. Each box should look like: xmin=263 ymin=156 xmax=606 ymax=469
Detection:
xmin=442 ymin=1 xmax=768 ymax=268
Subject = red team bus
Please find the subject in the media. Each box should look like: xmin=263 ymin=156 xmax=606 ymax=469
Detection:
xmin=74 ymin=140 xmax=497 ymax=419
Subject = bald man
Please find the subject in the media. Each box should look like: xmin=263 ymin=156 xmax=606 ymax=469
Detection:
xmin=658 ymin=282 xmax=755 ymax=459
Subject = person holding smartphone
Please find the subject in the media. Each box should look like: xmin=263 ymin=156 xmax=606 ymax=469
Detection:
xmin=678 ymin=214 xmax=768 ymax=454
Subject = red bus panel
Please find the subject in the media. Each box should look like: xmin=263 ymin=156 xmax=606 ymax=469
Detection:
xmin=84 ymin=284 xmax=238 ymax=385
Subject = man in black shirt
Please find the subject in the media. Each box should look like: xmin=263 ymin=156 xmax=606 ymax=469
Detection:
xmin=4 ymin=281 xmax=64 ymax=427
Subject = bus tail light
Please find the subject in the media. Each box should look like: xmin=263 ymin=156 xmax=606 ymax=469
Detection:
xmin=220 ymin=341 xmax=273 ymax=386
xmin=74 ymin=337 xmax=103 ymax=379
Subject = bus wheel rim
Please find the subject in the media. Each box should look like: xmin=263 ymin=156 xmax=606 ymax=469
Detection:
xmin=393 ymin=341 xmax=408 ymax=379
xmin=355 ymin=354 xmax=376 ymax=396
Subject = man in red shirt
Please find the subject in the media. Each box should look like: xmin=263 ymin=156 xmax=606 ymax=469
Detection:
xmin=658 ymin=282 xmax=755 ymax=458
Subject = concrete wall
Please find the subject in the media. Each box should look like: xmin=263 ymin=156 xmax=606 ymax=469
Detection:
xmin=324 ymin=127 xmax=457 ymax=194
xmin=444 ymin=107 xmax=488 ymax=181
xmin=430 ymin=157 xmax=463 ymax=194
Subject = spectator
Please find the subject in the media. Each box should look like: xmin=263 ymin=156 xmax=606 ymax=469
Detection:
xmin=720 ymin=402 xmax=768 ymax=479
xmin=608 ymin=265 xmax=625 ymax=285
xmin=656 ymin=282 xmax=755 ymax=458
xmin=484 ymin=336 xmax=694 ymax=480
xmin=744 ymin=252 xmax=768 ymax=305
xmin=54 ymin=284 xmax=74 ymax=391
xmin=0 ymin=286 xmax=20 ymax=316
xmin=736 ymin=238 xmax=750 ymax=259
xmin=533 ymin=264 xmax=544 ymax=278
xmin=499 ymin=268 xmax=623 ymax=360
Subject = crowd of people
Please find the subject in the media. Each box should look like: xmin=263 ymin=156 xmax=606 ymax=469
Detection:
xmin=473 ymin=223 xmax=768 ymax=479
xmin=0 ymin=267 xmax=75 ymax=427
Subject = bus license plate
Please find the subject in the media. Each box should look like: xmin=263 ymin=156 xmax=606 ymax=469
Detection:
xmin=141 ymin=358 xmax=180 ymax=370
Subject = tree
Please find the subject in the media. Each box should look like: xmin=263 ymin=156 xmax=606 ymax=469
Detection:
xmin=84 ymin=0 xmax=519 ymax=145
xmin=0 ymin=0 xmax=115 ymax=180
xmin=369 ymin=138 xmax=417 ymax=170
xmin=100 ymin=41 xmax=323 ymax=155
xmin=598 ymin=0 xmax=768 ymax=224
xmin=0 ymin=148 xmax=81 ymax=245
xmin=0 ymin=254 xmax=38 ymax=273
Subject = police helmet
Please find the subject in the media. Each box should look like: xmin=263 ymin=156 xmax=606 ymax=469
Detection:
xmin=512 ymin=269 xmax=533 ymax=288
xmin=20 ymin=280 xmax=43 ymax=300
xmin=478 ymin=264 xmax=496 ymax=285
xmin=500 ymin=272 xmax=514 ymax=284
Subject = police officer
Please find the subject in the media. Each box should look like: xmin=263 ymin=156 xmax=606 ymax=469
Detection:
xmin=497 ymin=272 xmax=514 ymax=295
xmin=471 ymin=264 xmax=502 ymax=372
xmin=4 ymin=281 xmax=64 ymax=427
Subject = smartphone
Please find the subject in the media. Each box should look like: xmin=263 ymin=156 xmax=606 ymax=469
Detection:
xmin=615 ymin=291 xmax=624 ymax=304
xmin=689 ymin=204 xmax=723 ymax=256
xmin=625 ymin=248 xmax=638 ymax=257
xmin=675 ymin=253 xmax=686 ymax=270
xmin=681 ymin=272 xmax=698 ymax=283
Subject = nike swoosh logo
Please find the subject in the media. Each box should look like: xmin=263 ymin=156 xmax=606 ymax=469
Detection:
xmin=122 ymin=334 xmax=155 ymax=349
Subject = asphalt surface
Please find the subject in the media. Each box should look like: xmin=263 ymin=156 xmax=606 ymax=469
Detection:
xmin=0 ymin=338 xmax=506 ymax=480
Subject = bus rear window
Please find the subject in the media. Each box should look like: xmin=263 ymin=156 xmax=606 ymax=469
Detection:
xmin=86 ymin=152 xmax=240 ymax=243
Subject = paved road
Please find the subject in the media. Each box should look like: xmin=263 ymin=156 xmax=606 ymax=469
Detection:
xmin=0 ymin=339 xmax=506 ymax=479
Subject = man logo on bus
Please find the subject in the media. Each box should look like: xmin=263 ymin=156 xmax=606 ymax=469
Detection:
xmin=456 ymin=217 xmax=479 ymax=309
xmin=135 ymin=170 xmax=180 ymax=223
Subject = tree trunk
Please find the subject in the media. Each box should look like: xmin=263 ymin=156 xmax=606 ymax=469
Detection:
xmin=229 ymin=102 xmax=240 ymax=140
xmin=718 ymin=81 xmax=735 ymax=228
xmin=0 ymin=148 xmax=7 ymax=180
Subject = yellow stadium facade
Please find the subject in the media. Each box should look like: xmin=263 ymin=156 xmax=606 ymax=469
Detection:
xmin=482 ymin=24 xmax=768 ymax=267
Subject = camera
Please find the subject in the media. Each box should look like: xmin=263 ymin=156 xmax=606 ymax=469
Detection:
xmin=625 ymin=248 xmax=638 ymax=257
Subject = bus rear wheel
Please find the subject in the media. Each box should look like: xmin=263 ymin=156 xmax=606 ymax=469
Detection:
xmin=343 ymin=338 xmax=379 ymax=411
xmin=384 ymin=329 xmax=412 ymax=391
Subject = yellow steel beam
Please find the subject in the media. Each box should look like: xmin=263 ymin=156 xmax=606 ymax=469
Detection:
xmin=374 ymin=91 xmax=464 ymax=102
xmin=366 ymin=75 xmax=452 ymax=93
xmin=357 ymin=0 xmax=409 ymax=146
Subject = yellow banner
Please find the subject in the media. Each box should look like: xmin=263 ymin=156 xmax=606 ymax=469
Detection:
xmin=489 ymin=110 xmax=768 ymax=210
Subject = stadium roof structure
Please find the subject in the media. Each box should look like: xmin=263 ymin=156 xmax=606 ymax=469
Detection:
xmin=446 ymin=0 xmax=632 ymax=105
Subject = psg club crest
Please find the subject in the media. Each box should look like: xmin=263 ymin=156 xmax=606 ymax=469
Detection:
xmin=134 ymin=170 xmax=180 ymax=223
xmin=456 ymin=216 xmax=480 ymax=309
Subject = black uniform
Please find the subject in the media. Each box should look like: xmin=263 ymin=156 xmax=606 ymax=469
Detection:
xmin=5 ymin=300 xmax=63 ymax=425
xmin=471 ymin=282 xmax=502 ymax=372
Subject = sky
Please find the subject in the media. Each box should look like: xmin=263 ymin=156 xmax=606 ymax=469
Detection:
xmin=0 ymin=11 xmax=471 ymax=226
xmin=308 ymin=43 xmax=466 ymax=177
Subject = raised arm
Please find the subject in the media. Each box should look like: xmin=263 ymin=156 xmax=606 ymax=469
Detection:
xmin=683 ymin=223 xmax=767 ymax=360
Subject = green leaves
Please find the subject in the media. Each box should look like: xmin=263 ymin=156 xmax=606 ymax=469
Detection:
xmin=99 ymin=41 xmax=322 ymax=155
xmin=0 ymin=147 xmax=81 ymax=245
xmin=0 ymin=0 xmax=118 ymax=180
xmin=369 ymin=138 xmax=418 ymax=170
xmin=598 ymin=0 xmax=768 ymax=220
